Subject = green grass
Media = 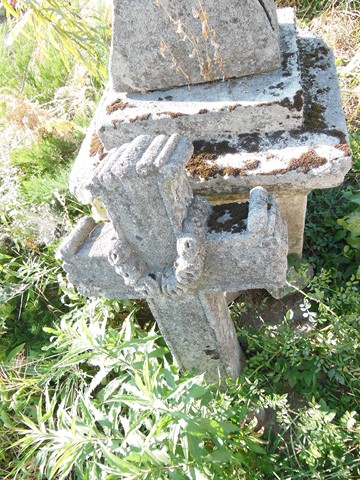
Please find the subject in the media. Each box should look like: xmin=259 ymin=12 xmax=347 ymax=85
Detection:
xmin=0 ymin=24 xmax=71 ymax=103
xmin=10 ymin=135 xmax=79 ymax=205
xmin=276 ymin=0 xmax=358 ymax=18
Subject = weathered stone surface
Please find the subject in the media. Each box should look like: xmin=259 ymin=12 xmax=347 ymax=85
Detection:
xmin=97 ymin=9 xmax=300 ymax=150
xmin=111 ymin=0 xmax=280 ymax=92
xmin=61 ymin=136 xmax=288 ymax=297
xmin=69 ymin=12 xmax=350 ymax=212
xmin=269 ymin=263 xmax=314 ymax=299
xmin=59 ymin=134 xmax=288 ymax=381
xmin=59 ymin=192 xmax=288 ymax=298
xmin=67 ymin=6 xmax=350 ymax=268
xmin=188 ymin=141 xmax=351 ymax=196
xmin=149 ymin=292 xmax=244 ymax=381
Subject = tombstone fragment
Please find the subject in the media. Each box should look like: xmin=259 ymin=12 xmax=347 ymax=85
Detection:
xmin=59 ymin=134 xmax=288 ymax=382
xmin=61 ymin=0 xmax=352 ymax=381
xmin=111 ymin=0 xmax=280 ymax=92
xmin=70 ymin=8 xmax=351 ymax=259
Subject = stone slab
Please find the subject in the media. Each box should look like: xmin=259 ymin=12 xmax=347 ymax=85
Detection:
xmin=188 ymin=137 xmax=351 ymax=197
xmin=69 ymin=17 xmax=351 ymax=214
xmin=149 ymin=292 xmax=243 ymax=382
xmin=110 ymin=0 xmax=280 ymax=92
xmin=99 ymin=9 xmax=301 ymax=148
xmin=187 ymin=35 xmax=351 ymax=197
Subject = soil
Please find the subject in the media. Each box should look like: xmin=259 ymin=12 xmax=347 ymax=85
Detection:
xmin=233 ymin=289 xmax=309 ymax=330
xmin=232 ymin=288 xmax=313 ymax=434
xmin=163 ymin=111 xmax=186 ymax=118
xmin=228 ymin=103 xmax=241 ymax=112
xmin=187 ymin=144 xmax=326 ymax=179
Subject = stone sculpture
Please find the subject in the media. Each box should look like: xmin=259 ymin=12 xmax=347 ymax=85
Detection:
xmin=59 ymin=0 xmax=351 ymax=380
xmin=70 ymin=7 xmax=351 ymax=259
xmin=59 ymin=134 xmax=288 ymax=382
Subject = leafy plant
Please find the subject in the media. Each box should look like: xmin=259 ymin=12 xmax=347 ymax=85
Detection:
xmin=0 ymin=239 xmax=64 ymax=352
xmin=276 ymin=0 xmax=358 ymax=18
xmin=0 ymin=1 xmax=359 ymax=479
xmin=10 ymin=135 xmax=78 ymax=175
xmin=0 ymin=304 xmax=282 ymax=480
xmin=1 ymin=0 xmax=110 ymax=85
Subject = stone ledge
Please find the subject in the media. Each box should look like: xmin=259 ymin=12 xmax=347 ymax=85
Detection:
xmin=188 ymin=139 xmax=351 ymax=196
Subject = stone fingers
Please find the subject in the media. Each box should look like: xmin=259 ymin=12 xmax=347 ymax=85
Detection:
xmin=134 ymin=272 xmax=162 ymax=297
xmin=111 ymin=135 xmax=153 ymax=178
xmin=247 ymin=186 xmax=270 ymax=234
xmin=135 ymin=133 xmax=188 ymax=177
xmin=57 ymin=216 xmax=96 ymax=260
xmin=89 ymin=144 xmax=128 ymax=193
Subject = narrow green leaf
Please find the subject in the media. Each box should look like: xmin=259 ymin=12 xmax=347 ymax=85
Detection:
xmin=100 ymin=444 xmax=140 ymax=474
xmin=5 ymin=343 xmax=26 ymax=363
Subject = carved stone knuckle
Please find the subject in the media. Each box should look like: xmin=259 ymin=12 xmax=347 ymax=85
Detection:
xmin=175 ymin=266 xmax=200 ymax=284
xmin=134 ymin=272 xmax=161 ymax=297
xmin=112 ymin=254 xmax=146 ymax=286
xmin=108 ymin=240 xmax=132 ymax=265
xmin=177 ymin=236 xmax=199 ymax=257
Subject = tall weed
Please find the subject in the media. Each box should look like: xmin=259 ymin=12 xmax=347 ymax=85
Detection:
xmin=0 ymin=303 xmax=282 ymax=480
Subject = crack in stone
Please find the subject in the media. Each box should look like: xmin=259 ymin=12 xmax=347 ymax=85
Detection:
xmin=257 ymin=0 xmax=275 ymax=32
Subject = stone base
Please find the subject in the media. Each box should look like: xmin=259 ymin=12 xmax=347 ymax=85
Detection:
xmin=69 ymin=9 xmax=351 ymax=258
xmin=99 ymin=9 xmax=301 ymax=147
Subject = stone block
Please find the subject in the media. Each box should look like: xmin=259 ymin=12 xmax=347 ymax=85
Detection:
xmin=97 ymin=9 xmax=301 ymax=149
xmin=68 ymin=11 xmax=351 ymax=259
xmin=111 ymin=0 xmax=280 ymax=92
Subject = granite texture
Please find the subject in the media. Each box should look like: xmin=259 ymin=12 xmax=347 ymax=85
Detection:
xmin=111 ymin=0 xmax=280 ymax=92
xmin=69 ymin=12 xmax=350 ymax=212
xmin=98 ymin=9 xmax=301 ymax=149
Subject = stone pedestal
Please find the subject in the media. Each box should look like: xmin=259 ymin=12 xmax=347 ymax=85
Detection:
xmin=69 ymin=8 xmax=351 ymax=259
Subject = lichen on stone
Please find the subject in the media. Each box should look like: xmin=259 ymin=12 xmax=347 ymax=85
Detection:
xmin=208 ymin=202 xmax=249 ymax=234
xmin=335 ymin=143 xmax=352 ymax=156
xmin=106 ymin=99 xmax=134 ymax=114
xmin=129 ymin=113 xmax=150 ymax=123
xmin=187 ymin=152 xmax=260 ymax=180
xmin=265 ymin=148 xmax=327 ymax=175
xmin=89 ymin=133 xmax=108 ymax=160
